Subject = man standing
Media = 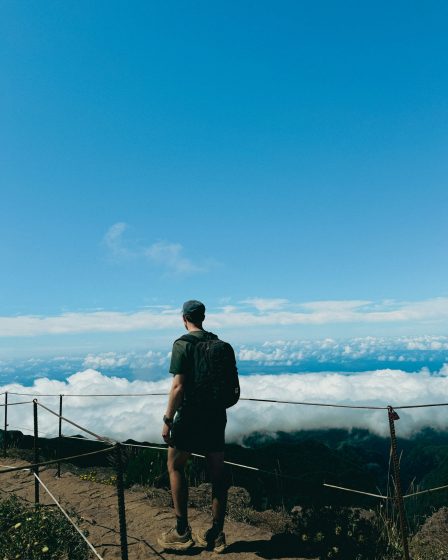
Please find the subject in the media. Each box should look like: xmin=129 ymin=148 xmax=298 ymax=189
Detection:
xmin=158 ymin=300 xmax=236 ymax=553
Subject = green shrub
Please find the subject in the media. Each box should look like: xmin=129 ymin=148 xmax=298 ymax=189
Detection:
xmin=290 ymin=506 xmax=401 ymax=560
xmin=0 ymin=495 xmax=89 ymax=560
xmin=79 ymin=469 xmax=117 ymax=485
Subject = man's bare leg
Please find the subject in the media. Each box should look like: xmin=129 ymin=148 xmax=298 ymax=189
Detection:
xmin=158 ymin=447 xmax=194 ymax=550
xmin=167 ymin=447 xmax=191 ymax=527
xmin=206 ymin=451 xmax=228 ymax=531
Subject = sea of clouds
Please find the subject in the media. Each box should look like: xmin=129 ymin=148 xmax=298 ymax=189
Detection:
xmin=1 ymin=335 xmax=448 ymax=443
xmin=2 ymin=364 xmax=448 ymax=444
xmin=2 ymin=335 xmax=448 ymax=386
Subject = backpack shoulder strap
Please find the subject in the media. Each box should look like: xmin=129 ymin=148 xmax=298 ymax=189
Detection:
xmin=176 ymin=331 xmax=218 ymax=344
xmin=176 ymin=334 xmax=201 ymax=345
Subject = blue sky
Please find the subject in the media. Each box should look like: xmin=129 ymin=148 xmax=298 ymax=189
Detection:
xmin=1 ymin=1 xmax=448 ymax=358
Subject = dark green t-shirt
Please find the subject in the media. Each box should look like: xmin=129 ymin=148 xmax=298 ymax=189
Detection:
xmin=169 ymin=330 xmax=208 ymax=376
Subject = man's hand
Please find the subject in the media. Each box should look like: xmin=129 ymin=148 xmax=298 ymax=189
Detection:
xmin=162 ymin=374 xmax=184 ymax=445
xmin=162 ymin=422 xmax=172 ymax=444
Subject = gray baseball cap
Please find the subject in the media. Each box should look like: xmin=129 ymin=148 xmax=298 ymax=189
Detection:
xmin=182 ymin=300 xmax=206 ymax=317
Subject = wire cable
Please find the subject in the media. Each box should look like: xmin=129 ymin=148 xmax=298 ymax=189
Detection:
xmin=6 ymin=391 xmax=448 ymax=410
xmin=8 ymin=391 xmax=168 ymax=397
xmin=240 ymin=397 xmax=387 ymax=410
xmin=394 ymin=403 xmax=448 ymax=409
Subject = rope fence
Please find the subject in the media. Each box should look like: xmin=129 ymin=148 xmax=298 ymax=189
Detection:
xmin=35 ymin=400 xmax=115 ymax=444
xmin=403 ymin=483 xmax=448 ymax=499
xmin=2 ymin=393 xmax=448 ymax=560
xmin=0 ymin=400 xmax=34 ymax=407
xmin=0 ymin=446 xmax=115 ymax=474
xmin=50 ymin=434 xmax=365 ymax=482
xmin=323 ymin=483 xmax=390 ymax=501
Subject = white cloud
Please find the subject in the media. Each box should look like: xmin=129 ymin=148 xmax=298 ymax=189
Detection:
xmin=102 ymin=222 xmax=132 ymax=258
xmin=238 ymin=345 xmax=304 ymax=363
xmin=2 ymin=298 xmax=448 ymax=338
xmin=238 ymin=348 xmax=273 ymax=361
xmin=406 ymin=338 xmax=448 ymax=351
xmin=83 ymin=353 xmax=129 ymax=369
xmin=145 ymin=241 xmax=205 ymax=275
xmin=237 ymin=336 xmax=448 ymax=366
xmin=81 ymin=350 xmax=171 ymax=377
xmin=300 ymin=300 xmax=371 ymax=313
xmin=102 ymin=223 xmax=210 ymax=275
xmin=3 ymin=367 xmax=448 ymax=443
xmin=241 ymin=298 xmax=289 ymax=312
xmin=0 ymin=310 xmax=179 ymax=337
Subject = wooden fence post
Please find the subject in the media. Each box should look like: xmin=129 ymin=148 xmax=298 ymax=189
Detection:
xmin=387 ymin=406 xmax=410 ymax=560
xmin=57 ymin=394 xmax=63 ymax=477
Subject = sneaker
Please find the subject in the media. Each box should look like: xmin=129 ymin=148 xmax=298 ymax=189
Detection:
xmin=157 ymin=526 xmax=194 ymax=551
xmin=196 ymin=528 xmax=227 ymax=554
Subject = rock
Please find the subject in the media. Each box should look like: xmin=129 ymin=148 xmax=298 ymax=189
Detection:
xmin=143 ymin=487 xmax=172 ymax=507
xmin=291 ymin=505 xmax=303 ymax=516
xmin=229 ymin=485 xmax=252 ymax=508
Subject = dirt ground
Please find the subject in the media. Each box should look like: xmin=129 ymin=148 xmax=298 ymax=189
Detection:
xmin=0 ymin=459 xmax=309 ymax=560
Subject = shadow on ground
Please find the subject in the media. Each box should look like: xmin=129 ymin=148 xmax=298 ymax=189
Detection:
xmin=228 ymin=532 xmax=316 ymax=559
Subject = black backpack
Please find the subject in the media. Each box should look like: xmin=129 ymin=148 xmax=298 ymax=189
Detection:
xmin=177 ymin=332 xmax=240 ymax=409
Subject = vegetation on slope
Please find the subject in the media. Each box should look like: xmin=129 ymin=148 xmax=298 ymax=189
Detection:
xmin=0 ymin=494 xmax=88 ymax=560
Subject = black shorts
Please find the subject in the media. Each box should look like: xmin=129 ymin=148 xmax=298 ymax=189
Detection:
xmin=171 ymin=407 xmax=227 ymax=453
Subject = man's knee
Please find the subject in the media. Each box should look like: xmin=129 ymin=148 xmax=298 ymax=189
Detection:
xmin=167 ymin=449 xmax=190 ymax=475
xmin=167 ymin=457 xmax=180 ymax=475
xmin=210 ymin=466 xmax=231 ymax=492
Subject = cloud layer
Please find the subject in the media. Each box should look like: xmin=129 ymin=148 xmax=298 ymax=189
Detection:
xmin=3 ymin=336 xmax=448 ymax=387
xmin=238 ymin=335 xmax=448 ymax=366
xmin=2 ymin=366 xmax=448 ymax=444
xmin=2 ymin=297 xmax=448 ymax=337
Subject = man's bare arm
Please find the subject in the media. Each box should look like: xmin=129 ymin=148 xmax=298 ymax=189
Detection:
xmin=162 ymin=374 xmax=185 ymax=443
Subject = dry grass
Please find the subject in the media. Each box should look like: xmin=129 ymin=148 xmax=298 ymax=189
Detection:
xmin=410 ymin=507 xmax=448 ymax=560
